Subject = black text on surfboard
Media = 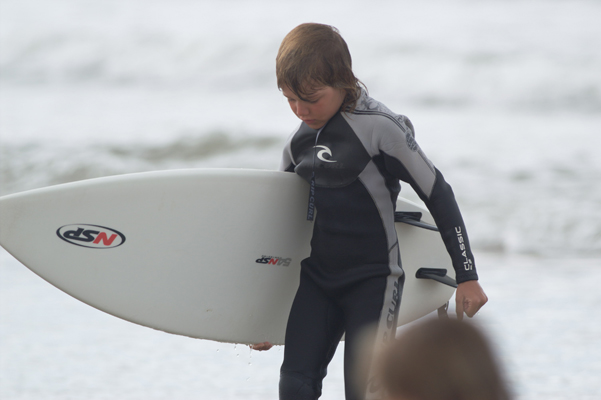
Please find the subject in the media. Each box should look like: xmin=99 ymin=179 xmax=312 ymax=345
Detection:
xmin=255 ymin=255 xmax=292 ymax=266
xmin=56 ymin=224 xmax=126 ymax=249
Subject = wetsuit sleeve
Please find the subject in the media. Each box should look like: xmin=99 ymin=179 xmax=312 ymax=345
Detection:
xmin=376 ymin=118 xmax=478 ymax=284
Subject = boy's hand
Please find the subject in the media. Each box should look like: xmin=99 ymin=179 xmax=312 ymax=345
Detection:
xmin=250 ymin=341 xmax=273 ymax=351
xmin=455 ymin=280 xmax=488 ymax=320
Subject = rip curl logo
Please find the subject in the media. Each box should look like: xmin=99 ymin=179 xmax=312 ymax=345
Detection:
xmin=314 ymin=145 xmax=337 ymax=163
xmin=406 ymin=134 xmax=418 ymax=152
xmin=255 ymin=255 xmax=292 ymax=266
xmin=57 ymin=224 xmax=126 ymax=249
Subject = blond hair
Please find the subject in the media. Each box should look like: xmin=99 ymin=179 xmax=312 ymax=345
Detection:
xmin=276 ymin=23 xmax=365 ymax=112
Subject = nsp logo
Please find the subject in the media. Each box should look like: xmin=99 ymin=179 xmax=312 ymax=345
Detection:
xmin=255 ymin=255 xmax=292 ymax=266
xmin=56 ymin=224 xmax=126 ymax=249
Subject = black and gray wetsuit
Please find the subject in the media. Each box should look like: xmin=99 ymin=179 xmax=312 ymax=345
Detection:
xmin=278 ymin=91 xmax=478 ymax=400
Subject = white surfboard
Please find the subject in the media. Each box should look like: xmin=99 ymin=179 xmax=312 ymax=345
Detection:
xmin=0 ymin=169 xmax=455 ymax=345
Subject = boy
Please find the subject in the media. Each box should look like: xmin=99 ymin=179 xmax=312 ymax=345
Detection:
xmin=256 ymin=23 xmax=487 ymax=400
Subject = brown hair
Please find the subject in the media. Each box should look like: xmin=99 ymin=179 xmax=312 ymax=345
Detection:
xmin=378 ymin=319 xmax=512 ymax=400
xmin=276 ymin=23 xmax=365 ymax=112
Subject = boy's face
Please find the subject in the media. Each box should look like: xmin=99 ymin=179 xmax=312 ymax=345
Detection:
xmin=281 ymin=85 xmax=345 ymax=130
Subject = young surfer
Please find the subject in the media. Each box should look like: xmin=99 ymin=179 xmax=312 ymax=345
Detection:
xmin=253 ymin=23 xmax=488 ymax=400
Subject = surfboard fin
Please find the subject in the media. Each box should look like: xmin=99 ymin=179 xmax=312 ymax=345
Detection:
xmin=437 ymin=302 xmax=450 ymax=319
xmin=394 ymin=211 xmax=439 ymax=231
xmin=415 ymin=268 xmax=457 ymax=288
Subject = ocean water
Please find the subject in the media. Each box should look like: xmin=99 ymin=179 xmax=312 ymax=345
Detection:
xmin=1 ymin=0 xmax=600 ymax=399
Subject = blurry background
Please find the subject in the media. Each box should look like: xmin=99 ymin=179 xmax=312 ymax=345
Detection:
xmin=1 ymin=0 xmax=600 ymax=399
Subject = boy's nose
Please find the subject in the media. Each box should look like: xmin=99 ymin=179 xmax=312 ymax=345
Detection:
xmin=295 ymin=103 xmax=309 ymax=117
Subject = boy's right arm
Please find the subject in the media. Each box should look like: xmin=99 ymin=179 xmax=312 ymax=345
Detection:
xmin=250 ymin=342 xmax=273 ymax=351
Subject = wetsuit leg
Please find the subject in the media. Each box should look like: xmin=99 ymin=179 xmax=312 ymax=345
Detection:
xmin=280 ymin=269 xmax=345 ymax=400
xmin=340 ymin=274 xmax=404 ymax=400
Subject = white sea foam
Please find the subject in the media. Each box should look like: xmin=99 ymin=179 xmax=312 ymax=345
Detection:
xmin=1 ymin=0 xmax=600 ymax=113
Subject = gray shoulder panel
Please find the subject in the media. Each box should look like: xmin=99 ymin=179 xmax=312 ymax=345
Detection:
xmin=343 ymin=95 xmax=437 ymax=198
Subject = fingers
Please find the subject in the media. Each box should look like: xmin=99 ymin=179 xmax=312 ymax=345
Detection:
xmin=463 ymin=298 xmax=477 ymax=318
xmin=249 ymin=341 xmax=273 ymax=351
xmin=462 ymin=295 xmax=488 ymax=318
xmin=455 ymin=280 xmax=488 ymax=320
xmin=455 ymin=295 xmax=465 ymax=320
xmin=456 ymin=295 xmax=480 ymax=320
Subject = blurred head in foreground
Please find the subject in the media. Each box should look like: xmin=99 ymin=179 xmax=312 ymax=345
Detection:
xmin=377 ymin=318 xmax=512 ymax=400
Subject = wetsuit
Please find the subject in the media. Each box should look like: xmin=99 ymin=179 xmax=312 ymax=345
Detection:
xmin=278 ymin=91 xmax=478 ymax=400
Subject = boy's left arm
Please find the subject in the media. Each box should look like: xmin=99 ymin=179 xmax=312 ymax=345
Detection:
xmin=456 ymin=280 xmax=488 ymax=320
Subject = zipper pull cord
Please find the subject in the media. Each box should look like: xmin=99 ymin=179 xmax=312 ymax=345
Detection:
xmin=306 ymin=127 xmax=324 ymax=221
